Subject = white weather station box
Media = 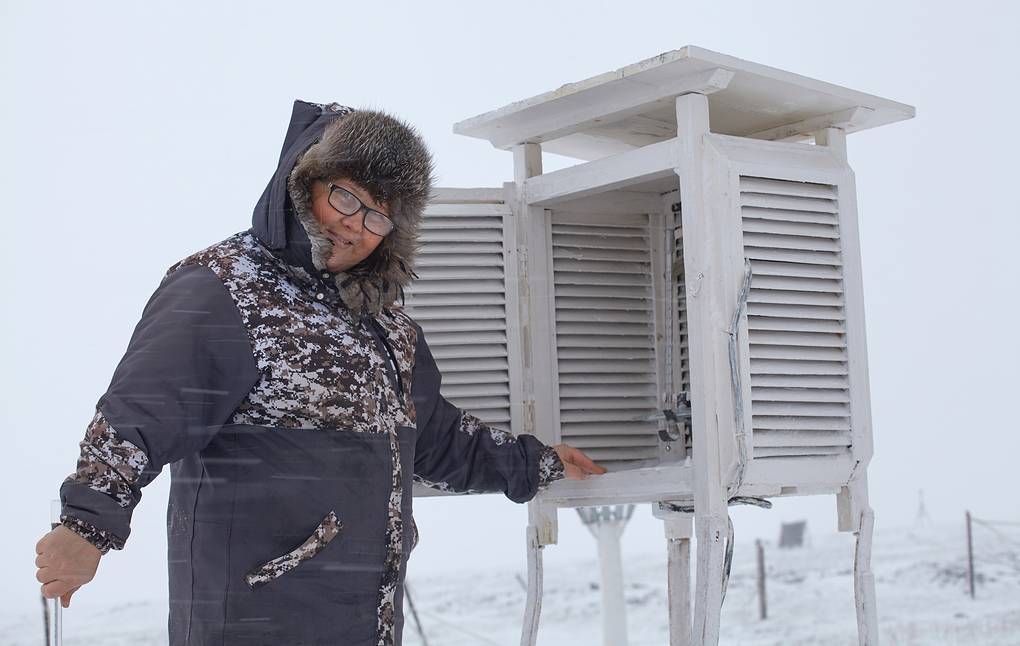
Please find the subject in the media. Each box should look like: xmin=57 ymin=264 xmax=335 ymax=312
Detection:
xmin=403 ymin=45 xmax=913 ymax=646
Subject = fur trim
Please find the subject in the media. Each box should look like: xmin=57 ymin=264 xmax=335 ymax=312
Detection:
xmin=287 ymin=108 xmax=436 ymax=318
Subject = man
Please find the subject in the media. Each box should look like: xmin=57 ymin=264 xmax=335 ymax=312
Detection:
xmin=34 ymin=100 xmax=606 ymax=645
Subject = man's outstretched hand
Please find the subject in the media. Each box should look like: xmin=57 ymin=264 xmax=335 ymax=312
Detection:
xmin=551 ymin=443 xmax=608 ymax=480
xmin=36 ymin=524 xmax=101 ymax=608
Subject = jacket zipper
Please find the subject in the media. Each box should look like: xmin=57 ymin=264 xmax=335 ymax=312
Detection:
xmin=363 ymin=317 xmax=404 ymax=399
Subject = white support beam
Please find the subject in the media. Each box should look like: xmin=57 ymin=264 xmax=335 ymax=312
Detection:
xmin=675 ymin=92 xmax=728 ymax=517
xmin=501 ymin=180 xmax=527 ymax=444
xmin=675 ymin=91 xmax=729 ymax=646
xmin=511 ymin=143 xmax=547 ymax=439
xmin=538 ymin=465 xmax=695 ymax=507
xmin=429 ymin=186 xmax=508 ymax=203
xmin=523 ymin=137 xmax=680 ymax=206
xmin=547 ymin=190 xmax=664 ymax=215
xmin=518 ymin=142 xmax=557 ymax=646
xmin=815 ymin=125 xmax=848 ymax=160
xmin=747 ymin=454 xmax=856 ymax=489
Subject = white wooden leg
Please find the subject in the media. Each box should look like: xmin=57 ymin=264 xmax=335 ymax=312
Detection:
xmin=854 ymin=507 xmax=879 ymax=645
xmin=521 ymin=500 xmax=558 ymax=646
xmin=839 ymin=474 xmax=879 ymax=645
xmin=662 ymin=511 xmax=694 ymax=646
xmin=520 ymin=523 xmax=544 ymax=646
xmin=692 ymin=513 xmax=727 ymax=645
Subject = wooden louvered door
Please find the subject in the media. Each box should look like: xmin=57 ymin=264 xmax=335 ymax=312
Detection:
xmin=701 ymin=134 xmax=871 ymax=490
xmin=548 ymin=210 xmax=667 ymax=471
xmin=739 ymin=176 xmax=852 ymax=465
xmin=671 ymin=195 xmax=692 ymax=453
xmin=404 ymin=188 xmax=523 ymax=498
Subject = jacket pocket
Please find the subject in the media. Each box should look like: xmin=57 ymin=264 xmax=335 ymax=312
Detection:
xmin=244 ymin=510 xmax=343 ymax=591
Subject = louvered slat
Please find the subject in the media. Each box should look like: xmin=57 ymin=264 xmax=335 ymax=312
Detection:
xmin=558 ymin=372 xmax=653 ymax=385
xmin=751 ymin=387 xmax=850 ymax=403
xmin=553 ymin=258 xmax=651 ymax=276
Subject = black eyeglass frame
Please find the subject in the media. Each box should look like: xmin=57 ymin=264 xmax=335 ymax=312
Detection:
xmin=321 ymin=179 xmax=395 ymax=237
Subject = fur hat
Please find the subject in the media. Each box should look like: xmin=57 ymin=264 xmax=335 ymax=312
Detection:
xmin=287 ymin=106 xmax=436 ymax=318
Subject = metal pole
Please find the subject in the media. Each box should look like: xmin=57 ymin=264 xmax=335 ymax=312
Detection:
xmin=578 ymin=506 xmax=634 ymax=646
xmin=596 ymin=518 xmax=628 ymax=646
xmin=49 ymin=500 xmax=62 ymax=646
xmin=41 ymin=593 xmax=50 ymax=646
xmin=755 ymin=539 xmax=767 ymax=620
xmin=966 ymin=510 xmax=975 ymax=599
xmin=404 ymin=583 xmax=429 ymax=646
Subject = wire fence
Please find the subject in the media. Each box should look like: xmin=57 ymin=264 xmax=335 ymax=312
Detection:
xmin=965 ymin=512 xmax=1020 ymax=600
xmin=971 ymin=517 xmax=1020 ymax=551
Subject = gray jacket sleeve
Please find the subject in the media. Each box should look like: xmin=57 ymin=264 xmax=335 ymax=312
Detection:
xmin=409 ymin=324 xmax=565 ymax=504
xmin=59 ymin=264 xmax=261 ymax=550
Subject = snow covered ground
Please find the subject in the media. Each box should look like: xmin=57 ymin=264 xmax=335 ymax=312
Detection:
xmin=5 ymin=521 xmax=1018 ymax=645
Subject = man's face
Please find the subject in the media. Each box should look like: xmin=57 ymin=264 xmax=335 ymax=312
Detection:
xmin=310 ymin=177 xmax=388 ymax=273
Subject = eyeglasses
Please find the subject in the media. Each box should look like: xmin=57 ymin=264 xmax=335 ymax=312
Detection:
xmin=322 ymin=180 xmax=395 ymax=237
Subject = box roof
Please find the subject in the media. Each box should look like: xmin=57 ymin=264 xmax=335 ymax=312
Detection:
xmin=453 ymin=45 xmax=915 ymax=160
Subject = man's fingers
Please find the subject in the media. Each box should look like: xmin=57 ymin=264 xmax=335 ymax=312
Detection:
xmin=575 ymin=449 xmax=607 ymax=474
xmin=553 ymin=443 xmax=609 ymax=480
xmin=557 ymin=452 xmax=583 ymax=479
xmin=35 ymin=566 xmax=59 ymax=585
xmin=563 ymin=446 xmax=607 ymax=474
xmin=61 ymin=586 xmax=80 ymax=609
xmin=563 ymin=462 xmax=588 ymax=480
xmin=41 ymin=579 xmax=73 ymax=600
xmin=35 ymin=553 xmax=48 ymax=568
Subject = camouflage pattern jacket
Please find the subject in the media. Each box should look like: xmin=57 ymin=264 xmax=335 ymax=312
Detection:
xmin=58 ymin=102 xmax=566 ymax=646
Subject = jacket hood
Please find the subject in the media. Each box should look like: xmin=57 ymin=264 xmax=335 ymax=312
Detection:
xmin=251 ymin=100 xmax=435 ymax=319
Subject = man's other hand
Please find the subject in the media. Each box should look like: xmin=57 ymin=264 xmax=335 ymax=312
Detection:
xmin=35 ymin=524 xmax=101 ymax=608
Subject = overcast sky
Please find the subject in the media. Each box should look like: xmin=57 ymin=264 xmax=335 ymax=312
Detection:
xmin=3 ymin=0 xmax=1017 ymax=632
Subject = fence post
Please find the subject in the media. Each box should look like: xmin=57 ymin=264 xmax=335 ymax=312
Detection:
xmin=755 ymin=539 xmax=767 ymax=620
xmin=966 ymin=511 xmax=975 ymax=599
